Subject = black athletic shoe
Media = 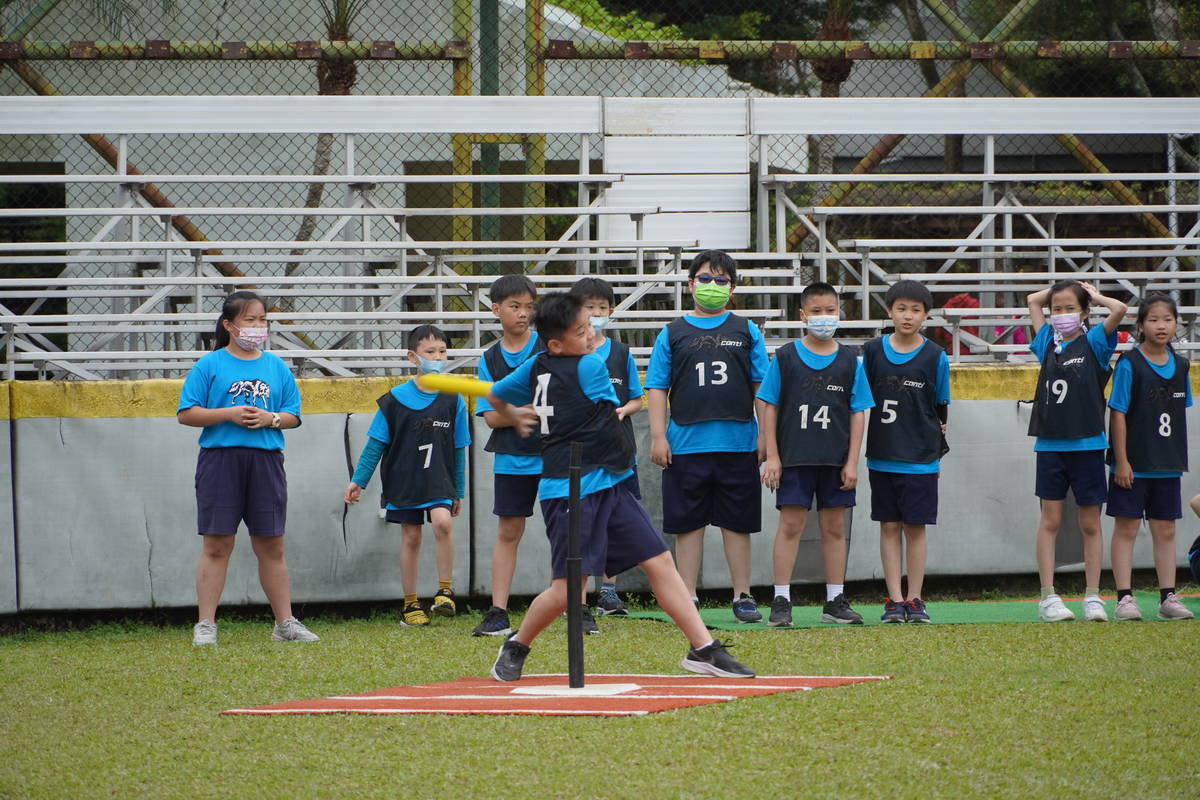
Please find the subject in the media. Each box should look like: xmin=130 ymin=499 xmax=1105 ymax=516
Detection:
xmin=881 ymin=598 xmax=906 ymax=623
xmin=681 ymin=640 xmax=755 ymax=678
xmin=732 ymin=594 xmax=762 ymax=623
xmin=1188 ymin=535 xmax=1200 ymax=585
xmin=767 ymin=596 xmax=793 ymax=627
xmin=821 ymin=594 xmax=864 ymax=625
xmin=472 ymin=605 xmax=512 ymax=637
xmin=491 ymin=633 xmax=531 ymax=682
xmin=581 ymin=608 xmax=600 ymax=635
xmin=905 ymin=597 xmax=930 ymax=623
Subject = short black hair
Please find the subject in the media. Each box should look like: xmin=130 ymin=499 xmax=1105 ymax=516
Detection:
xmin=407 ymin=324 xmax=448 ymax=351
xmin=885 ymin=279 xmax=933 ymax=312
xmin=569 ymin=276 xmax=615 ymax=307
xmin=800 ymin=281 xmax=838 ymax=306
xmin=533 ymin=292 xmax=584 ymax=343
xmin=688 ymin=249 xmax=738 ymax=285
xmin=489 ymin=274 xmax=537 ymax=305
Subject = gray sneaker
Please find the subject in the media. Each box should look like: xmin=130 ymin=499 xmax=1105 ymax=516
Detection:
xmin=272 ymin=616 xmax=320 ymax=642
xmin=192 ymin=619 xmax=217 ymax=646
xmin=767 ymin=596 xmax=793 ymax=627
xmin=1158 ymin=592 xmax=1195 ymax=620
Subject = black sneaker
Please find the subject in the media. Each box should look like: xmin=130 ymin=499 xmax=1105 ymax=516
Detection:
xmin=821 ymin=594 xmax=864 ymax=625
xmin=581 ymin=607 xmax=600 ymax=635
xmin=471 ymin=605 xmax=512 ymax=637
xmin=881 ymin=598 xmax=906 ymax=623
xmin=682 ymin=640 xmax=755 ymax=678
xmin=905 ymin=597 xmax=930 ymax=623
xmin=595 ymin=586 xmax=629 ymax=615
xmin=732 ymin=594 xmax=762 ymax=623
xmin=491 ymin=633 xmax=530 ymax=682
xmin=767 ymin=596 xmax=793 ymax=627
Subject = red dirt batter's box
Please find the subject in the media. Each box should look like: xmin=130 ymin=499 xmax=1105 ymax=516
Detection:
xmin=223 ymin=674 xmax=891 ymax=717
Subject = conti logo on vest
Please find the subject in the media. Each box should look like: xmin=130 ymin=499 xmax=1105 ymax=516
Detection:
xmin=411 ymin=417 xmax=451 ymax=432
xmin=1060 ymin=357 xmax=1086 ymax=367
xmin=686 ymin=334 xmax=744 ymax=350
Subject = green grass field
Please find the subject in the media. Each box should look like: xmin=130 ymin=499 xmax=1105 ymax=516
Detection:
xmin=2 ymin=606 xmax=1197 ymax=799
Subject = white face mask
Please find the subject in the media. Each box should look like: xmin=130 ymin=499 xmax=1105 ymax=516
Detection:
xmin=232 ymin=324 xmax=268 ymax=350
xmin=806 ymin=315 xmax=839 ymax=340
xmin=589 ymin=315 xmax=611 ymax=333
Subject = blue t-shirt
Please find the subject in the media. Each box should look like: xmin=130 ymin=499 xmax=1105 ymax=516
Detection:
xmin=492 ymin=352 xmax=634 ymax=500
xmin=1108 ymin=351 xmax=1193 ymax=479
xmin=1030 ymin=325 xmax=1117 ymax=453
xmin=756 ymin=340 xmax=875 ymax=413
xmin=366 ymin=380 xmax=471 ymax=509
xmin=866 ymin=335 xmax=951 ymax=475
xmin=644 ymin=311 xmax=769 ymax=454
xmin=595 ymin=337 xmax=643 ymax=400
xmin=476 ymin=333 xmax=542 ymax=475
xmin=177 ymin=348 xmax=301 ymax=450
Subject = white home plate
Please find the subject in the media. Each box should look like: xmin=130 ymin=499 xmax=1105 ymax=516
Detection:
xmin=510 ymin=683 xmax=640 ymax=696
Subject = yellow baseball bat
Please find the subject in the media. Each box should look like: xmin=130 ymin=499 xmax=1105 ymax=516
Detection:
xmin=417 ymin=372 xmax=494 ymax=398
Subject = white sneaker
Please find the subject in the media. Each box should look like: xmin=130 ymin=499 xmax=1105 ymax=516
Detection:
xmin=272 ymin=616 xmax=320 ymax=642
xmin=192 ymin=619 xmax=217 ymax=646
xmin=1082 ymin=595 xmax=1108 ymax=622
xmin=1158 ymin=593 xmax=1195 ymax=620
xmin=1114 ymin=595 xmax=1142 ymax=621
xmin=1038 ymin=595 xmax=1075 ymax=622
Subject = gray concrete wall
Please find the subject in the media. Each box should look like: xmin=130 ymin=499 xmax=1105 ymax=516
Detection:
xmin=5 ymin=398 xmax=1198 ymax=613
xmin=0 ymin=396 xmax=16 ymax=614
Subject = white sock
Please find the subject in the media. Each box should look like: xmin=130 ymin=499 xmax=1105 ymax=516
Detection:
xmin=773 ymin=584 xmax=790 ymax=601
xmin=826 ymin=584 xmax=844 ymax=602
xmin=699 ymin=639 xmax=716 ymax=651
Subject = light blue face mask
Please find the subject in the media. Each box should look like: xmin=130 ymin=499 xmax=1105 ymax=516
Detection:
xmin=418 ymin=357 xmax=448 ymax=374
xmin=806 ymin=315 xmax=840 ymax=340
xmin=589 ymin=315 xmax=611 ymax=333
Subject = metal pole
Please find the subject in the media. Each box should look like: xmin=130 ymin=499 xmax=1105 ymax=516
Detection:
xmin=565 ymin=441 xmax=584 ymax=688
xmin=1167 ymin=134 xmax=1180 ymax=284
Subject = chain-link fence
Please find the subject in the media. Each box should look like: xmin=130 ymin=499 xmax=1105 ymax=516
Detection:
xmin=3 ymin=1 xmax=1200 ymax=363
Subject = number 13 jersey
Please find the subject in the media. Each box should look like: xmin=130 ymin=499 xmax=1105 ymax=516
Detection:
xmin=665 ymin=313 xmax=754 ymax=425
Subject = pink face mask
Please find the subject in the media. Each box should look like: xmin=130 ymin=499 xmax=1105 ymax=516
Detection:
xmin=232 ymin=325 xmax=269 ymax=350
xmin=1049 ymin=313 xmax=1082 ymax=337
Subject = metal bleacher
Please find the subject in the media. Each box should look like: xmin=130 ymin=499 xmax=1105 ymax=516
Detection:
xmin=2 ymin=95 xmax=1199 ymax=379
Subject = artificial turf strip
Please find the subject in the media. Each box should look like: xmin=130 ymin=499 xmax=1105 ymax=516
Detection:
xmin=622 ymin=590 xmax=1200 ymax=629
xmin=3 ymin=611 xmax=1198 ymax=798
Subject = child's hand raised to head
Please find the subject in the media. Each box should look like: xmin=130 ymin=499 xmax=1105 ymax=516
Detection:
xmin=344 ymin=483 xmax=363 ymax=504
xmin=1079 ymin=281 xmax=1101 ymax=303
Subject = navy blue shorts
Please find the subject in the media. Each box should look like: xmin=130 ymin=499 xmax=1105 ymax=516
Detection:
xmin=195 ymin=446 xmax=286 ymax=537
xmin=1035 ymin=450 xmax=1107 ymax=506
xmin=777 ymin=464 xmax=855 ymax=510
xmin=1105 ymin=475 xmax=1182 ymax=520
xmin=540 ymin=480 xmax=669 ymax=580
xmin=661 ymin=451 xmax=762 ymax=535
xmin=386 ymin=502 xmax=453 ymax=525
xmin=622 ymin=468 xmax=642 ymax=500
xmin=493 ymin=473 xmax=539 ymax=518
xmin=869 ymin=469 xmax=938 ymax=525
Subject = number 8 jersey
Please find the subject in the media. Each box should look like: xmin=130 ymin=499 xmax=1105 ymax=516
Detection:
xmin=1028 ymin=331 xmax=1111 ymax=440
xmin=665 ymin=313 xmax=755 ymax=425
xmin=1110 ymin=347 xmax=1190 ymax=473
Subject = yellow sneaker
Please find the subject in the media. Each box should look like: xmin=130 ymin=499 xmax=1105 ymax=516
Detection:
xmin=401 ymin=602 xmax=430 ymax=627
xmin=431 ymin=588 xmax=457 ymax=617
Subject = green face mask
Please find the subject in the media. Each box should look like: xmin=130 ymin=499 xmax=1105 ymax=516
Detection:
xmin=693 ymin=282 xmax=731 ymax=311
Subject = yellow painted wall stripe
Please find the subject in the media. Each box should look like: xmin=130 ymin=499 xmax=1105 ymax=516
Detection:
xmin=2 ymin=363 xmax=1197 ymax=418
